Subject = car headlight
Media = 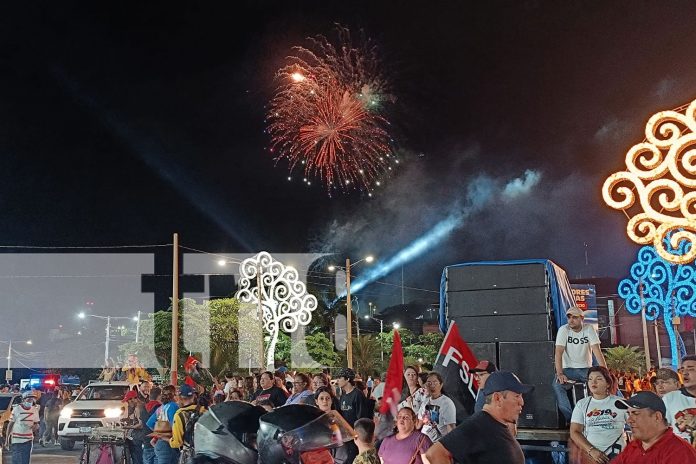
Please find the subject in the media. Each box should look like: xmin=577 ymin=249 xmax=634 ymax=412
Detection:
xmin=60 ymin=408 xmax=72 ymax=419
xmin=104 ymin=408 xmax=122 ymax=419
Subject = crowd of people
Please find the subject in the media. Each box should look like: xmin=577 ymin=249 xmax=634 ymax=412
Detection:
xmin=6 ymin=304 xmax=696 ymax=463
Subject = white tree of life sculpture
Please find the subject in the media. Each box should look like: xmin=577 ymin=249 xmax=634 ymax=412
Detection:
xmin=234 ymin=251 xmax=318 ymax=369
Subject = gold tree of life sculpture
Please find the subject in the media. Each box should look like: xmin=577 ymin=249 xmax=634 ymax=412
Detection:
xmin=603 ymin=99 xmax=696 ymax=265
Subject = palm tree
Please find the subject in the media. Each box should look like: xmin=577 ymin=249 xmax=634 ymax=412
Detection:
xmin=604 ymin=345 xmax=646 ymax=374
xmin=352 ymin=335 xmax=383 ymax=378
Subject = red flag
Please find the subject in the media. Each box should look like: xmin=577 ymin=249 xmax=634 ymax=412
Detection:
xmin=184 ymin=355 xmax=198 ymax=373
xmin=433 ymin=321 xmax=479 ymax=422
xmin=379 ymin=330 xmax=404 ymax=415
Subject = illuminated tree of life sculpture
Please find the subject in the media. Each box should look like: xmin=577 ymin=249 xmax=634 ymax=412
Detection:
xmin=602 ymin=99 xmax=696 ymax=265
xmin=618 ymin=241 xmax=696 ymax=368
xmin=235 ymin=252 xmax=318 ymax=368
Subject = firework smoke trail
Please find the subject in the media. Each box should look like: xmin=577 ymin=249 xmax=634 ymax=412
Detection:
xmin=337 ymin=170 xmax=542 ymax=299
xmin=267 ymin=26 xmax=396 ymax=194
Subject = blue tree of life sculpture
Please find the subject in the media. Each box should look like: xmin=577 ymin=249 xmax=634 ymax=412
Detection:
xmin=618 ymin=239 xmax=696 ymax=369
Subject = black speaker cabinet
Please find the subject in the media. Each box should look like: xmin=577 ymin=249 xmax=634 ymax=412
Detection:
xmin=453 ymin=314 xmax=552 ymax=343
xmin=517 ymin=384 xmax=562 ymax=429
xmin=468 ymin=342 xmax=497 ymax=366
xmin=447 ymin=286 xmax=549 ymax=317
xmin=447 ymin=263 xmax=547 ymax=292
xmin=498 ymin=341 xmax=555 ymax=385
xmin=499 ymin=341 xmax=559 ymax=429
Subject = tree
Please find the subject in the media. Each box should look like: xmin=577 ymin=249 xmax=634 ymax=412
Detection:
xmin=352 ymin=335 xmax=382 ymax=379
xmin=119 ymin=298 xmax=242 ymax=376
xmin=404 ymin=333 xmax=444 ymax=367
xmin=274 ymin=331 xmax=339 ymax=369
xmin=207 ymin=298 xmax=241 ymax=376
xmin=604 ymin=346 xmax=646 ymax=374
xmin=377 ymin=329 xmax=415 ymax=357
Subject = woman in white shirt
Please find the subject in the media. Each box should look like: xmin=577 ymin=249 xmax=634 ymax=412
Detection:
xmin=399 ymin=366 xmax=428 ymax=414
xmin=570 ymin=366 xmax=627 ymax=464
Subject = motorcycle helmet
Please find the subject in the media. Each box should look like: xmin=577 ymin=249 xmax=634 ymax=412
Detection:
xmin=257 ymin=404 xmax=354 ymax=464
xmin=193 ymin=400 xmax=266 ymax=464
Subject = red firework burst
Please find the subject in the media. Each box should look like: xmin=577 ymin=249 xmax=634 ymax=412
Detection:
xmin=267 ymin=26 xmax=395 ymax=193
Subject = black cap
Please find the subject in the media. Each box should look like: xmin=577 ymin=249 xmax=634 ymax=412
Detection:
xmin=615 ymin=391 xmax=666 ymax=416
xmin=470 ymin=360 xmax=497 ymax=374
xmin=481 ymin=371 xmax=534 ymax=396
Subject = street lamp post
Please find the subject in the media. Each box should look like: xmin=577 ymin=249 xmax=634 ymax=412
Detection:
xmin=78 ymin=312 xmax=138 ymax=365
xmin=0 ymin=340 xmax=32 ymax=382
xmin=364 ymin=315 xmax=384 ymax=362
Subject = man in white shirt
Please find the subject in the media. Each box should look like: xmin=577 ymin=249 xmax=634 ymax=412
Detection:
xmin=553 ymin=306 xmax=606 ymax=423
xmin=662 ymin=355 xmax=696 ymax=445
xmin=7 ymin=391 xmax=40 ymax=464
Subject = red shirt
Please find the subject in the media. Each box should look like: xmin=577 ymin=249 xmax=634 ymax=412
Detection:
xmin=613 ymin=429 xmax=696 ymax=463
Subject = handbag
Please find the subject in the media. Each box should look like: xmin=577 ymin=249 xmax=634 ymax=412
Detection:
xmin=148 ymin=405 xmax=173 ymax=438
xmin=407 ymin=434 xmax=427 ymax=464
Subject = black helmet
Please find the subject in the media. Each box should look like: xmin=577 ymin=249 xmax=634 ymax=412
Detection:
xmin=335 ymin=367 xmax=355 ymax=380
xmin=193 ymin=401 xmax=266 ymax=464
xmin=257 ymin=404 xmax=354 ymax=464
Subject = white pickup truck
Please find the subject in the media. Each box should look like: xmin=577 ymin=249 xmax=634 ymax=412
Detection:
xmin=57 ymin=381 xmax=131 ymax=450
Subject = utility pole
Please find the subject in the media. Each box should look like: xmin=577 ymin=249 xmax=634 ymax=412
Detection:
xmin=653 ymin=320 xmax=661 ymax=368
xmin=346 ymin=258 xmax=353 ymax=369
xmin=639 ymin=280 xmax=652 ymax=371
xmin=105 ymin=315 xmax=111 ymax=364
xmin=401 ymin=264 xmax=405 ymax=305
xmin=171 ymin=233 xmax=179 ymax=385
xmin=6 ymin=341 xmax=11 ymax=375
xmin=135 ymin=310 xmax=141 ymax=343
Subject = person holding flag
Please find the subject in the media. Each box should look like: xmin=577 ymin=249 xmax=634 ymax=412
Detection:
xmin=432 ymin=322 xmax=479 ymax=423
xmin=376 ymin=329 xmax=405 ymax=440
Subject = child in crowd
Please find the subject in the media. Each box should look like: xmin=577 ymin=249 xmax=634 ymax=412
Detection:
xmin=353 ymin=418 xmax=380 ymax=464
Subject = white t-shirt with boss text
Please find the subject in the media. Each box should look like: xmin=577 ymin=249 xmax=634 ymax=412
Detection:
xmin=555 ymin=324 xmax=600 ymax=369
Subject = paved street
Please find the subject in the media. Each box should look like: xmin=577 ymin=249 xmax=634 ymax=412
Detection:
xmin=1 ymin=445 xmax=80 ymax=464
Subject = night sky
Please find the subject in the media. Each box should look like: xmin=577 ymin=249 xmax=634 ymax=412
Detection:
xmin=2 ymin=1 xmax=696 ymax=308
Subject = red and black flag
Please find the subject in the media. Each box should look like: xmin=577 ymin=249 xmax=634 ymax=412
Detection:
xmin=433 ymin=321 xmax=479 ymax=423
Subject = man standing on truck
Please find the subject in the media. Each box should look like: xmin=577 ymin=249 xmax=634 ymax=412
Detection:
xmin=553 ymin=306 xmax=607 ymax=424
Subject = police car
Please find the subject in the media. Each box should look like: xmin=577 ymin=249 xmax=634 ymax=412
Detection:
xmin=57 ymin=381 xmax=130 ymax=450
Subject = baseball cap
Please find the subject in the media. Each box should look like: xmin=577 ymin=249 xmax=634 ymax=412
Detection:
xmin=481 ymin=371 xmax=534 ymax=396
xmin=470 ymin=360 xmax=497 ymax=374
xmin=566 ymin=306 xmax=584 ymax=317
xmin=21 ymin=391 xmax=37 ymax=400
xmin=178 ymin=384 xmax=196 ymax=397
xmin=615 ymin=391 xmax=666 ymax=416
xmin=122 ymin=390 xmax=139 ymax=402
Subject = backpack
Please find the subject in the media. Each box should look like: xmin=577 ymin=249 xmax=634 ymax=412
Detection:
xmin=176 ymin=405 xmax=203 ymax=448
